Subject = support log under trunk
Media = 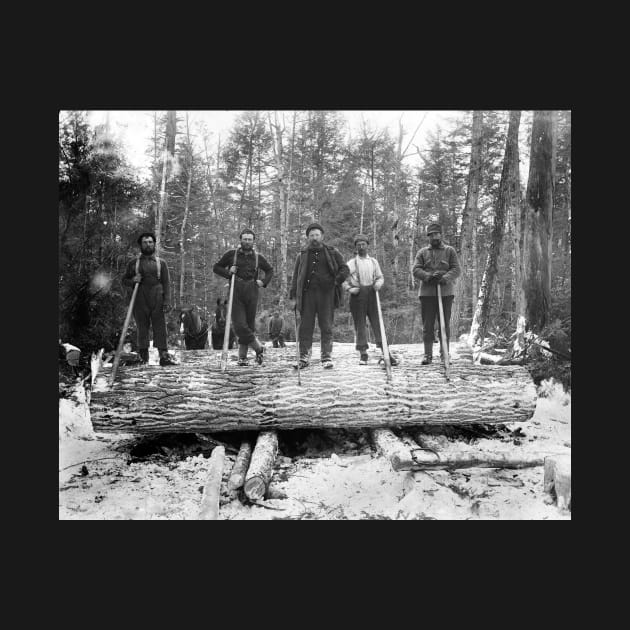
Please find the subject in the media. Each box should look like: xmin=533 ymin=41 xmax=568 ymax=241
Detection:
xmin=371 ymin=429 xmax=415 ymax=472
xmin=227 ymin=441 xmax=252 ymax=491
xmin=198 ymin=446 xmax=225 ymax=520
xmin=243 ymin=431 xmax=278 ymax=501
xmin=90 ymin=342 xmax=536 ymax=433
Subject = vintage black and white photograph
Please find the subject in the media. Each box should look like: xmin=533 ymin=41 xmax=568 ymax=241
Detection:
xmin=58 ymin=110 xmax=571 ymax=520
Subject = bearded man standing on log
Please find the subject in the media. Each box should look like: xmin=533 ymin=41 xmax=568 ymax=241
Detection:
xmin=213 ymin=229 xmax=274 ymax=367
xmin=121 ymin=232 xmax=177 ymax=366
xmin=412 ymin=223 xmax=461 ymax=365
xmin=289 ymin=222 xmax=350 ymax=369
xmin=342 ymin=234 xmax=399 ymax=367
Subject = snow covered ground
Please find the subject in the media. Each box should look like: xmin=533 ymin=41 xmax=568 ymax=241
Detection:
xmin=59 ymin=373 xmax=571 ymax=520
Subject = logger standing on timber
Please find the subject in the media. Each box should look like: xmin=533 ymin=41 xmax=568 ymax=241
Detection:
xmin=412 ymin=223 xmax=461 ymax=365
xmin=289 ymin=222 xmax=350 ymax=369
xmin=121 ymin=232 xmax=177 ymax=366
xmin=342 ymin=234 xmax=399 ymax=367
xmin=213 ymin=229 xmax=274 ymax=367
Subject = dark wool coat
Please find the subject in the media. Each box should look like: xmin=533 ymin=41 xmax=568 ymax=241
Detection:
xmin=289 ymin=244 xmax=349 ymax=313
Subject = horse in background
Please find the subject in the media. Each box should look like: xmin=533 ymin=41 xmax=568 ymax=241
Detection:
xmin=211 ymin=298 xmax=236 ymax=350
xmin=180 ymin=305 xmax=209 ymax=350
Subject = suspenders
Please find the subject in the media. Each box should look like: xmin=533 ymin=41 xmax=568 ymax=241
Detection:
xmin=135 ymin=254 xmax=161 ymax=280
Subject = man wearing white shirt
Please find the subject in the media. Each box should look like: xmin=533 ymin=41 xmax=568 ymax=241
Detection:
xmin=342 ymin=234 xmax=398 ymax=366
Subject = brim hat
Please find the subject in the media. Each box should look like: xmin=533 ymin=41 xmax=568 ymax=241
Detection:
xmin=427 ymin=223 xmax=442 ymax=235
xmin=354 ymin=233 xmax=370 ymax=245
xmin=306 ymin=222 xmax=324 ymax=236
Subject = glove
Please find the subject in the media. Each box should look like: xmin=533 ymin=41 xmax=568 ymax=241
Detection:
xmin=428 ymin=271 xmax=442 ymax=284
xmin=349 ymin=287 xmax=360 ymax=295
xmin=132 ymin=273 xmax=142 ymax=284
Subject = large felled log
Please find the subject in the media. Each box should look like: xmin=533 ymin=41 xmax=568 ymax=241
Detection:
xmin=198 ymin=446 xmax=225 ymax=520
xmin=89 ymin=342 xmax=537 ymax=433
xmin=371 ymin=429 xmax=415 ymax=472
xmin=243 ymin=431 xmax=278 ymax=501
xmin=227 ymin=441 xmax=252 ymax=491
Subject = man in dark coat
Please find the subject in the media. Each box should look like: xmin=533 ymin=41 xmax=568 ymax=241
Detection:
xmin=289 ymin=222 xmax=350 ymax=369
xmin=412 ymin=223 xmax=461 ymax=364
xmin=121 ymin=232 xmax=177 ymax=366
xmin=268 ymin=312 xmax=286 ymax=348
xmin=213 ymin=229 xmax=273 ymax=366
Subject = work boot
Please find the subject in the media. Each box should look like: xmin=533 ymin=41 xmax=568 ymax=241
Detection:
xmin=389 ymin=354 xmax=399 ymax=366
xmin=422 ymin=341 xmax=434 ymax=365
xmin=237 ymin=358 xmax=250 ymax=367
xmin=321 ymin=359 xmax=334 ymax=369
xmin=255 ymin=345 xmax=265 ymax=365
xmin=159 ymin=351 xmax=177 ymax=366
xmin=359 ymin=353 xmax=369 ymax=365
xmin=293 ymin=358 xmax=309 ymax=369
xmin=139 ymin=348 xmax=149 ymax=364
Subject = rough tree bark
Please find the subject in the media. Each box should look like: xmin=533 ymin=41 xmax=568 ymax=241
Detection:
xmin=227 ymin=441 xmax=252 ymax=491
xmin=90 ymin=342 xmax=536 ymax=433
xmin=522 ymin=110 xmax=556 ymax=332
xmin=371 ymin=428 xmax=415 ymax=471
xmin=469 ymin=111 xmax=521 ymax=348
xmin=452 ymin=111 xmax=483 ymax=338
xmin=243 ymin=431 xmax=278 ymax=501
xmin=156 ymin=110 xmax=177 ymax=252
xmin=179 ymin=113 xmax=193 ymax=307
xmin=198 ymin=445 xmax=225 ymax=520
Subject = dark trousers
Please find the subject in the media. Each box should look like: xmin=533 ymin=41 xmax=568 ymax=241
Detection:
xmin=231 ymin=281 xmax=259 ymax=347
xmin=299 ymin=287 xmax=334 ymax=360
xmin=420 ymin=295 xmax=454 ymax=355
xmin=349 ymin=286 xmax=382 ymax=352
xmin=271 ymin=334 xmax=285 ymax=348
xmin=133 ymin=284 xmax=167 ymax=351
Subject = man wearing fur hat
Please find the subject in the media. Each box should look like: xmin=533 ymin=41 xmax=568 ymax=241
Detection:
xmin=342 ymin=234 xmax=399 ymax=366
xmin=121 ymin=232 xmax=177 ymax=366
xmin=289 ymin=222 xmax=350 ymax=369
xmin=412 ymin=223 xmax=461 ymax=364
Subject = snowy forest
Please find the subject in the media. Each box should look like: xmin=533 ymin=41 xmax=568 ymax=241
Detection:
xmin=58 ymin=110 xmax=571 ymax=388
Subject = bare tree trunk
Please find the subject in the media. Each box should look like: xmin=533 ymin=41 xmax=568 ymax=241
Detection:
xmin=522 ymin=111 xmax=556 ymax=332
xmin=469 ymin=111 xmax=521 ymax=348
xmin=179 ymin=113 xmax=193 ymax=307
xmin=452 ymin=111 xmax=483 ymax=338
xmin=156 ymin=110 xmax=176 ymax=253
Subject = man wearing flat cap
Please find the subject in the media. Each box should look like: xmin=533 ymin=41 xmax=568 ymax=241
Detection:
xmin=342 ymin=234 xmax=398 ymax=366
xmin=289 ymin=222 xmax=350 ymax=369
xmin=412 ymin=223 xmax=461 ymax=364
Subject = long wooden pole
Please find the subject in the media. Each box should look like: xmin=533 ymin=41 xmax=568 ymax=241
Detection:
xmin=109 ymin=283 xmax=139 ymax=387
xmin=221 ymin=248 xmax=238 ymax=372
xmin=437 ymin=283 xmax=451 ymax=380
xmin=294 ymin=306 xmax=301 ymax=385
xmin=375 ymin=290 xmax=392 ymax=381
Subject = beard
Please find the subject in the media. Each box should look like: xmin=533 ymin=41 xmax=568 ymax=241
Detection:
xmin=429 ymin=239 xmax=441 ymax=248
xmin=357 ymin=246 xmax=368 ymax=256
xmin=141 ymin=244 xmax=155 ymax=255
xmin=241 ymin=241 xmax=253 ymax=251
xmin=308 ymin=239 xmax=323 ymax=249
